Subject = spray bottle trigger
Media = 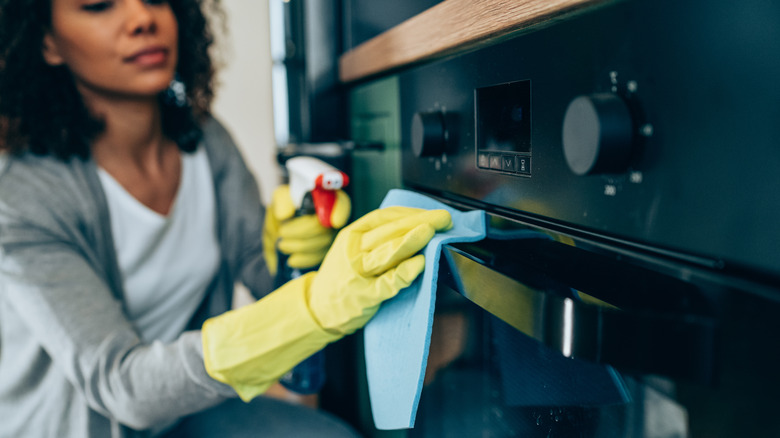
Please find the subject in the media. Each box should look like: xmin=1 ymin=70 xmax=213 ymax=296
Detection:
xmin=311 ymin=188 xmax=337 ymax=228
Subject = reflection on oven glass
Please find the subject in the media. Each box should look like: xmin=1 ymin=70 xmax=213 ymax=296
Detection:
xmin=411 ymin=287 xmax=689 ymax=438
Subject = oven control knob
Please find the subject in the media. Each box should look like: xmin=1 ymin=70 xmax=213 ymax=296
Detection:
xmin=412 ymin=111 xmax=446 ymax=157
xmin=562 ymin=93 xmax=634 ymax=175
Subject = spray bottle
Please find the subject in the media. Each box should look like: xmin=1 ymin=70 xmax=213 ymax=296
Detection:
xmin=276 ymin=156 xmax=349 ymax=395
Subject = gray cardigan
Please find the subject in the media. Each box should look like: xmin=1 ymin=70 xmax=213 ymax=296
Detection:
xmin=0 ymin=117 xmax=274 ymax=437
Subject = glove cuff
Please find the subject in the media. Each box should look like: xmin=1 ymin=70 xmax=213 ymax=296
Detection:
xmin=201 ymin=273 xmax=341 ymax=401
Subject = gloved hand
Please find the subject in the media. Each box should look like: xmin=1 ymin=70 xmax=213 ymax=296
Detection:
xmin=307 ymin=206 xmax=452 ymax=335
xmin=262 ymin=185 xmax=351 ymax=276
xmin=202 ymin=206 xmax=452 ymax=401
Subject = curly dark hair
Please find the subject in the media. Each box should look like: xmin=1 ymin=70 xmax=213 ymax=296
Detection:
xmin=0 ymin=0 xmax=222 ymax=160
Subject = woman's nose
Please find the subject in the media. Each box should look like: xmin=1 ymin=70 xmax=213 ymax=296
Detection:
xmin=126 ymin=0 xmax=157 ymax=35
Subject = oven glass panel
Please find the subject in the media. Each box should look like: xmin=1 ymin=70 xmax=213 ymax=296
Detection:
xmin=410 ymin=285 xmax=688 ymax=438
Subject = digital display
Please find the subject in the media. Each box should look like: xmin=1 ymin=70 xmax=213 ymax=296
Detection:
xmin=475 ymin=80 xmax=532 ymax=175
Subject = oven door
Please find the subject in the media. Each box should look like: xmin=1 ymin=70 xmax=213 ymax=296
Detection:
xmin=409 ymin=220 xmax=780 ymax=438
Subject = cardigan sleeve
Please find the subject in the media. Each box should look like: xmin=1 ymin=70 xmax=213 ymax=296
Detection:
xmin=199 ymin=116 xmax=275 ymax=301
xmin=0 ymin=157 xmax=236 ymax=430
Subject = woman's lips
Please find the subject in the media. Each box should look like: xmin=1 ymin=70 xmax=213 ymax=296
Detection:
xmin=126 ymin=47 xmax=169 ymax=66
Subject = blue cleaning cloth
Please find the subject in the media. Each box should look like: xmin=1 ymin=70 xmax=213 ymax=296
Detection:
xmin=363 ymin=190 xmax=631 ymax=430
xmin=364 ymin=189 xmax=487 ymax=430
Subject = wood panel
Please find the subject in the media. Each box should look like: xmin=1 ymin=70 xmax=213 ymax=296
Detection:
xmin=339 ymin=0 xmax=610 ymax=83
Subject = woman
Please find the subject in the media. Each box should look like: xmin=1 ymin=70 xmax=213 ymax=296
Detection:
xmin=0 ymin=0 xmax=451 ymax=437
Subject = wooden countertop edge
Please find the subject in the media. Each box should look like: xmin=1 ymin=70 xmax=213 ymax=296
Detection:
xmin=339 ymin=0 xmax=608 ymax=84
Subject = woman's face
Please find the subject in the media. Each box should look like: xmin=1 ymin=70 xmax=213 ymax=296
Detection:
xmin=42 ymin=0 xmax=179 ymax=103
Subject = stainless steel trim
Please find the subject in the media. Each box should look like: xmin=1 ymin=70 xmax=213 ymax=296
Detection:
xmin=438 ymin=242 xmax=718 ymax=384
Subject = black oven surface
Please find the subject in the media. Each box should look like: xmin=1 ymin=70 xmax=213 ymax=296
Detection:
xmin=399 ymin=0 xmax=780 ymax=282
xmin=412 ymin=285 xmax=689 ymax=438
xmin=407 ymin=231 xmax=780 ymax=437
xmin=391 ymin=0 xmax=780 ymax=436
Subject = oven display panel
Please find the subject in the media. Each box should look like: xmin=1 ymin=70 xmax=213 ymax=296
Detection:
xmin=475 ymin=80 xmax=532 ymax=176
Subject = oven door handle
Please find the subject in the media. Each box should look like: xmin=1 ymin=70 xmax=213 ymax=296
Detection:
xmin=438 ymin=242 xmax=718 ymax=384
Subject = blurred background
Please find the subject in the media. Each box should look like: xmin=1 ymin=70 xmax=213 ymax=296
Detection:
xmin=210 ymin=1 xmax=278 ymax=205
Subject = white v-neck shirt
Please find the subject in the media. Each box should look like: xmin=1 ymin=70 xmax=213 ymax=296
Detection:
xmin=98 ymin=147 xmax=220 ymax=343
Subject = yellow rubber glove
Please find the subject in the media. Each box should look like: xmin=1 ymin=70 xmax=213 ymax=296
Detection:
xmin=262 ymin=185 xmax=351 ymax=275
xmin=202 ymin=206 xmax=452 ymax=401
xmin=203 ymin=274 xmax=339 ymax=401
xmin=308 ymin=206 xmax=452 ymax=335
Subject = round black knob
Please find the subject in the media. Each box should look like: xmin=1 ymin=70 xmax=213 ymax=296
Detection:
xmin=411 ymin=111 xmax=446 ymax=157
xmin=562 ymin=93 xmax=634 ymax=175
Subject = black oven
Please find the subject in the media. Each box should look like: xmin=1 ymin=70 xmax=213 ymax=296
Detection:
xmin=396 ymin=0 xmax=780 ymax=436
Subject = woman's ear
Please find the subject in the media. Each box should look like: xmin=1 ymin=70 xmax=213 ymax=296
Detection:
xmin=42 ymin=33 xmax=65 ymax=66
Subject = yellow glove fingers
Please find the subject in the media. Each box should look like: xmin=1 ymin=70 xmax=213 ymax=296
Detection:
xmin=307 ymin=205 xmax=448 ymax=336
xmin=279 ymin=215 xmax=331 ymax=239
xmin=308 ymin=256 xmax=425 ymax=335
xmin=358 ymin=223 xmax=436 ymax=276
xmin=271 ymin=185 xmax=296 ymax=221
xmin=278 ymin=232 xmax=334 ymax=254
xmin=359 ymin=208 xmax=451 ymax=252
xmin=262 ymin=208 xmax=281 ymax=277
xmin=335 ymin=255 xmax=427 ymax=331
xmin=287 ymin=251 xmax=329 ymax=269
xmin=263 ymin=240 xmax=279 ymax=276
xmin=264 ymin=184 xmax=299 ymax=276
xmin=330 ymin=190 xmax=351 ymax=229
xmin=278 ymin=213 xmax=333 ymax=271
xmin=277 ymin=215 xmax=335 ymax=269
xmin=348 ymin=206 xmax=427 ymax=232
xmin=375 ymin=254 xmax=426 ymax=300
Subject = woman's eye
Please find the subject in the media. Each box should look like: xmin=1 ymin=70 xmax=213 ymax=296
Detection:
xmin=144 ymin=0 xmax=169 ymax=4
xmin=82 ymin=1 xmax=113 ymax=12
